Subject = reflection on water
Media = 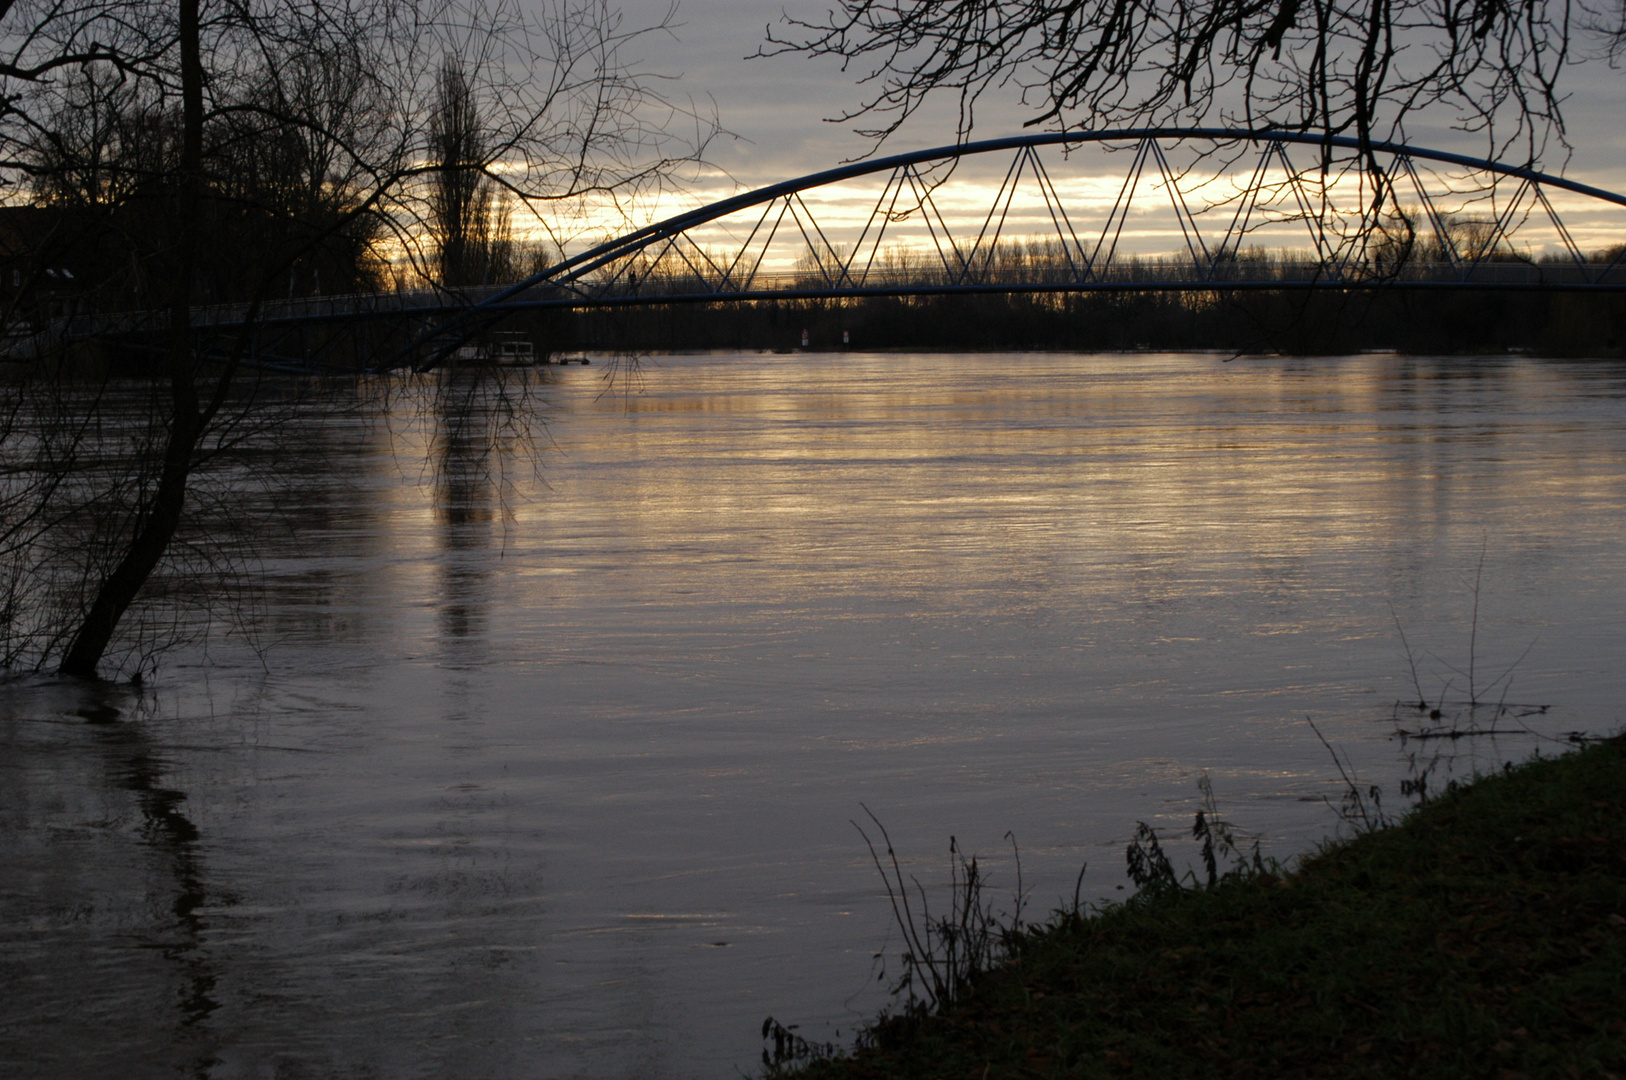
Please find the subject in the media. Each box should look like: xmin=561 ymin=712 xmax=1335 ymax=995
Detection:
xmin=3 ymin=353 xmax=1625 ymax=1078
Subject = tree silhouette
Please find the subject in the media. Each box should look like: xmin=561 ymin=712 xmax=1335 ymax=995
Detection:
xmin=763 ymin=0 xmax=1586 ymax=169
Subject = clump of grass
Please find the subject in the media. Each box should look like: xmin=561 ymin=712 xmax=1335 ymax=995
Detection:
xmin=1388 ymin=541 xmax=1561 ymax=740
xmin=1307 ymin=714 xmax=1394 ymax=833
xmin=760 ymin=1017 xmax=839 ymax=1076
xmin=759 ymin=806 xmax=1047 ymax=1072
xmin=853 ymin=804 xmax=1029 ymax=1018
xmin=1126 ymin=772 xmax=1269 ymax=895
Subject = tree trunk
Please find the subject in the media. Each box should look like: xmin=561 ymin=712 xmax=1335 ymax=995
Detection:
xmin=58 ymin=0 xmax=207 ymax=680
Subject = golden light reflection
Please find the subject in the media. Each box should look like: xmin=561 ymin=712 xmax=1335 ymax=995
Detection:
xmin=361 ymin=354 xmax=1624 ymax=654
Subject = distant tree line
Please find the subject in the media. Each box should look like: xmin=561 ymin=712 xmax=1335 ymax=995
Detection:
xmin=567 ymin=288 xmax=1626 ymax=357
xmin=551 ymin=232 xmax=1626 ymax=357
xmin=4 ymin=42 xmax=554 ymax=323
xmin=15 ymin=50 xmax=387 ymax=310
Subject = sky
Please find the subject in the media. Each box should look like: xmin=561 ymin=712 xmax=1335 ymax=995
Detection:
xmin=623 ymin=1 xmax=1626 ymax=181
xmin=531 ymin=1 xmax=1626 ymax=263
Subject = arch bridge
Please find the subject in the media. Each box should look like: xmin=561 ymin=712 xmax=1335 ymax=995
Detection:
xmin=38 ymin=128 xmax=1626 ymax=371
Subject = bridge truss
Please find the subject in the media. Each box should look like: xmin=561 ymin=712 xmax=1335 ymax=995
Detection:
xmin=38 ymin=128 xmax=1626 ymax=372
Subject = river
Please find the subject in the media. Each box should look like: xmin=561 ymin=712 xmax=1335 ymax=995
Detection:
xmin=2 ymin=351 xmax=1623 ymax=1078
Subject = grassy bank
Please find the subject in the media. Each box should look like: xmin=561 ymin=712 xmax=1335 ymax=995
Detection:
xmin=778 ymin=737 xmax=1626 ymax=1079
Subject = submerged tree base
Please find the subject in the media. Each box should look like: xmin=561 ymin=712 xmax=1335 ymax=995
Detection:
xmin=780 ymin=736 xmax=1626 ymax=1079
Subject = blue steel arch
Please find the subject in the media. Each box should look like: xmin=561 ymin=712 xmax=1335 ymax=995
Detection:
xmin=375 ymin=126 xmax=1626 ymax=368
xmin=512 ymin=128 xmax=1626 ymax=295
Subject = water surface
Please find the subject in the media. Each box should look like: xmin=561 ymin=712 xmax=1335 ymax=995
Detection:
xmin=3 ymin=351 xmax=1624 ymax=1078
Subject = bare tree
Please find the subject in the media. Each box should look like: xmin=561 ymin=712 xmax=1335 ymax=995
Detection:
xmin=429 ymin=59 xmax=515 ymax=287
xmin=0 ymin=0 xmax=716 ymax=679
xmin=761 ymin=0 xmax=1599 ymax=170
xmin=430 ymin=60 xmax=486 ymax=286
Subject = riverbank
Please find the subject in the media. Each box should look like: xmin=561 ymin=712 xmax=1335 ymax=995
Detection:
xmin=778 ymin=736 xmax=1626 ymax=1079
